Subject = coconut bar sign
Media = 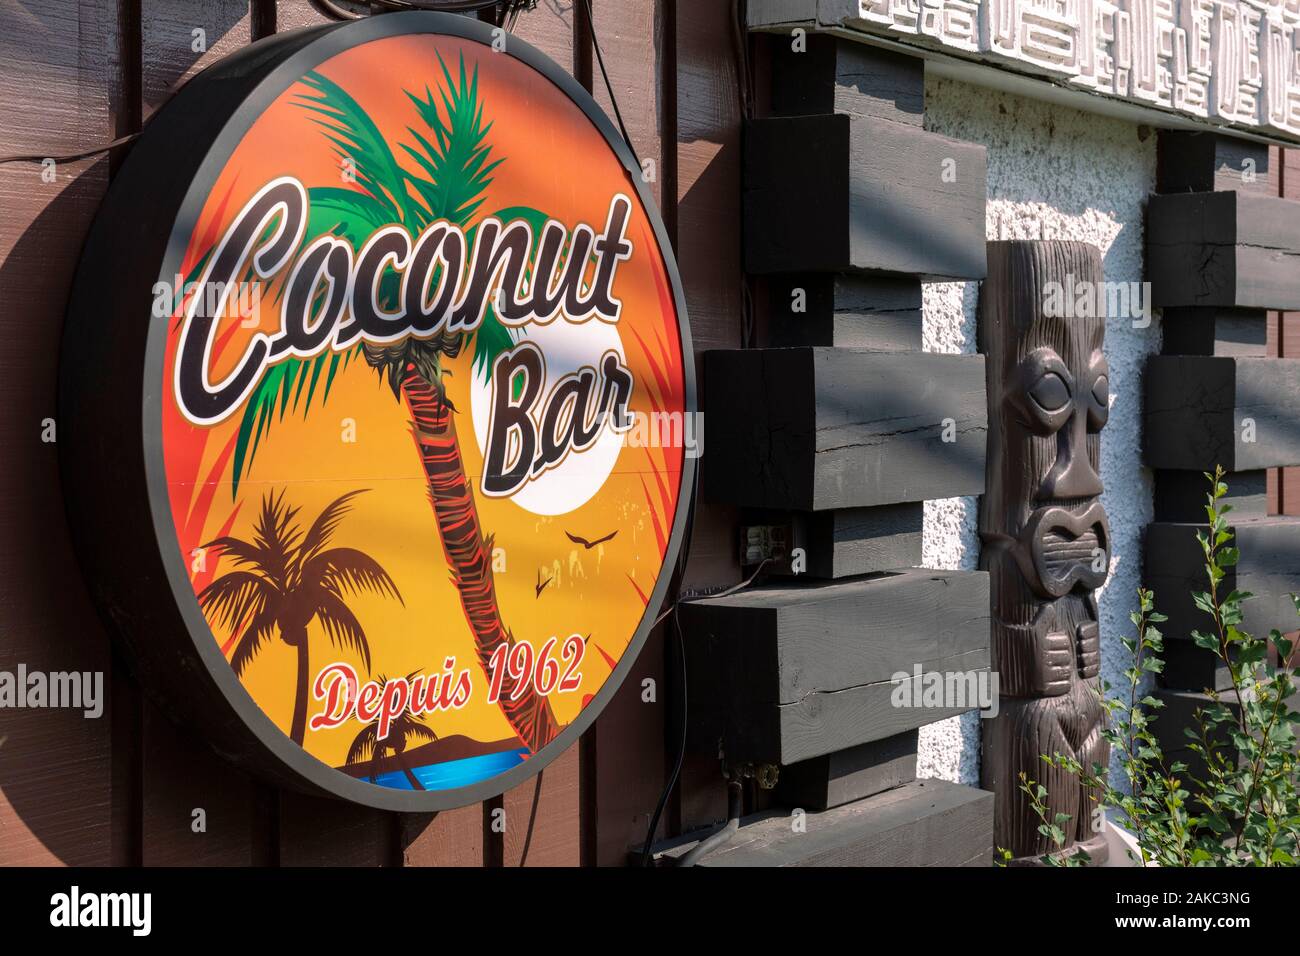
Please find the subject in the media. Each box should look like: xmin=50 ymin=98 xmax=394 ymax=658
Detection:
xmin=61 ymin=12 xmax=693 ymax=809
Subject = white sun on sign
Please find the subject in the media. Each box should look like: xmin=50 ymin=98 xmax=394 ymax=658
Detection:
xmin=470 ymin=317 xmax=627 ymax=516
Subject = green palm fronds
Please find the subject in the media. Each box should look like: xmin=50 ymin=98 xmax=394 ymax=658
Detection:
xmin=401 ymin=52 xmax=502 ymax=228
xmin=228 ymin=52 xmax=544 ymax=497
xmin=295 ymin=70 xmax=420 ymax=227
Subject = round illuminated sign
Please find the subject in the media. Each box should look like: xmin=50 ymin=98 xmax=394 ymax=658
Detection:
xmin=61 ymin=12 xmax=693 ymax=809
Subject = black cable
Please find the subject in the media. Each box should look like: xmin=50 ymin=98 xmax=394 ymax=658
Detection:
xmin=580 ymin=0 xmax=641 ymax=171
xmin=675 ymin=779 xmax=742 ymax=866
xmin=637 ymin=487 xmax=697 ymax=867
xmin=0 ymin=131 xmax=142 ymax=166
xmin=307 ymin=0 xmax=364 ymax=20
xmin=308 ymin=0 xmax=529 ymax=22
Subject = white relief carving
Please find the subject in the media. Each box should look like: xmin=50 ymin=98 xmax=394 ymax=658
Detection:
xmin=838 ymin=0 xmax=1300 ymax=136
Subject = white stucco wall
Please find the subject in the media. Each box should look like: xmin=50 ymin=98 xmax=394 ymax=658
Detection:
xmin=916 ymin=75 xmax=1159 ymax=786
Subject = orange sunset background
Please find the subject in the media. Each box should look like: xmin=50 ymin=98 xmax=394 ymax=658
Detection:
xmin=158 ymin=33 xmax=686 ymax=785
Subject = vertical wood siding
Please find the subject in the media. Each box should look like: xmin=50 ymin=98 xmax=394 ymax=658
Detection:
xmin=0 ymin=0 xmax=740 ymax=866
xmin=1275 ymin=148 xmax=1300 ymax=514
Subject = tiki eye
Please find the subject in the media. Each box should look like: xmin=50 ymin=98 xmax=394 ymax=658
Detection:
xmin=1091 ymin=375 xmax=1109 ymax=407
xmin=1029 ymin=372 xmax=1070 ymax=413
xmin=1089 ymin=374 xmax=1110 ymax=430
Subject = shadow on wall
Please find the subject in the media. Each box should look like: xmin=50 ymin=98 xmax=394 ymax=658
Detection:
xmin=1 ymin=2 xmax=258 ymax=865
xmin=0 ymin=163 xmax=116 ymax=866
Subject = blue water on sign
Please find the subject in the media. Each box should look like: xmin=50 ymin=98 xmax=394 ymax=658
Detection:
xmin=369 ymin=748 xmax=528 ymax=791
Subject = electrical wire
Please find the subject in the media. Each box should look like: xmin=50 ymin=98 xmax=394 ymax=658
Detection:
xmin=637 ymin=557 xmax=771 ymax=867
xmin=0 ymin=1 xmax=536 ymax=163
xmin=639 ymin=0 xmax=764 ymax=864
xmin=0 ymin=131 xmax=141 ymax=166
xmin=580 ymin=0 xmax=641 ymax=170
xmin=307 ymin=0 xmax=365 ymax=19
xmin=308 ymin=0 xmax=533 ymax=24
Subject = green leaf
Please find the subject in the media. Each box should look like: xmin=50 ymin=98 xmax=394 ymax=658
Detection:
xmin=402 ymin=52 xmax=501 ymax=231
xmin=295 ymin=70 xmax=419 ymax=228
xmin=1191 ymin=629 xmax=1221 ymax=652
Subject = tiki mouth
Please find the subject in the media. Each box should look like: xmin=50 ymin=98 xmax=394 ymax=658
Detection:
xmin=1040 ymin=525 xmax=1103 ymax=578
xmin=1018 ymin=502 xmax=1110 ymax=598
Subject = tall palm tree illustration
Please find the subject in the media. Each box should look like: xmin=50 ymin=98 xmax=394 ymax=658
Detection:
xmin=198 ymin=489 xmax=402 ymax=746
xmin=346 ymin=676 xmax=440 ymax=790
xmin=225 ymin=53 xmax=559 ymax=753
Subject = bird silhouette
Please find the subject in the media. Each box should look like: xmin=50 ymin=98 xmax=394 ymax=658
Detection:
xmin=535 ymin=568 xmax=554 ymax=598
xmin=565 ymin=529 xmax=617 ymax=550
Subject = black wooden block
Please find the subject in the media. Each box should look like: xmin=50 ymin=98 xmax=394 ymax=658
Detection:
xmin=769 ymin=33 xmax=923 ymax=126
xmin=1152 ymin=688 xmax=1242 ymax=783
xmin=682 ymin=568 xmax=991 ymax=764
xmin=1156 ymin=131 xmax=1273 ymax=196
xmin=795 ymin=503 xmax=923 ymax=577
xmin=1157 ymin=638 xmax=1280 ymax=693
xmin=704 ymin=348 xmax=987 ymax=510
xmin=1152 ymin=681 xmax=1297 ymax=782
xmin=767 ymin=274 xmax=922 ymax=349
xmin=774 ymin=731 xmax=918 ymax=811
xmin=741 ymin=503 xmax=923 ymax=578
xmin=1143 ymin=356 xmax=1300 ymax=470
xmin=746 ymin=0 xmax=861 ymax=31
xmin=1160 ymin=307 xmax=1268 ymax=358
xmin=658 ymin=779 xmax=993 ymax=867
xmin=744 ymin=114 xmax=987 ymax=280
xmin=1147 ymin=191 xmax=1300 ymax=310
xmin=1160 ymin=639 xmax=1236 ymax=693
xmin=1145 ymin=518 xmax=1300 ymax=648
xmin=1153 ymin=469 xmax=1268 ymax=522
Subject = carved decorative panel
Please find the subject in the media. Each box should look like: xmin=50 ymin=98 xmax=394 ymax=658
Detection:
xmin=752 ymin=1 xmax=1300 ymax=140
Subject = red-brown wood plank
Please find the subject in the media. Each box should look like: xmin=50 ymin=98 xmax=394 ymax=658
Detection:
xmin=141 ymin=0 xmax=250 ymax=120
xmin=1268 ymin=307 xmax=1281 ymax=512
xmin=502 ymin=747 xmax=581 ymax=866
xmin=511 ymin=0 xmax=580 ymax=78
xmin=278 ymin=791 xmax=395 ymax=866
xmin=589 ymin=0 xmax=664 ymax=209
xmin=674 ymin=0 xmax=743 ymax=596
xmin=0 ymin=0 xmax=119 ymax=867
xmin=273 ymin=0 xmax=334 ymax=32
xmin=140 ymin=707 xmax=272 ymax=866
xmin=130 ymin=0 xmax=278 ymax=869
xmin=668 ymin=0 xmax=741 ymax=834
xmin=1279 ymin=147 xmax=1300 ymax=515
xmin=401 ymin=805 xmax=485 ymax=867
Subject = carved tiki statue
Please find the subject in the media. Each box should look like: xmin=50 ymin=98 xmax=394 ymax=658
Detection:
xmin=978 ymin=240 xmax=1111 ymax=863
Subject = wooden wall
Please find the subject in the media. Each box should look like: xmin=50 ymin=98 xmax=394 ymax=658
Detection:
xmin=0 ymin=0 xmax=740 ymax=867
xmin=1269 ymin=146 xmax=1300 ymax=515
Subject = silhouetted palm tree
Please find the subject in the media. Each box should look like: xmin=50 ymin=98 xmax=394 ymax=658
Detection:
xmin=346 ymin=676 xmax=439 ymax=789
xmin=198 ymin=489 xmax=401 ymax=745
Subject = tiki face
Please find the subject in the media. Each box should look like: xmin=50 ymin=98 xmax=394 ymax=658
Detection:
xmin=1003 ymin=319 xmax=1110 ymax=601
xmin=979 ymin=241 xmax=1113 ymax=692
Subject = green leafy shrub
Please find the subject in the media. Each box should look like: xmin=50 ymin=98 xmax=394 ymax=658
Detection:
xmin=1012 ymin=467 xmax=1300 ymax=866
